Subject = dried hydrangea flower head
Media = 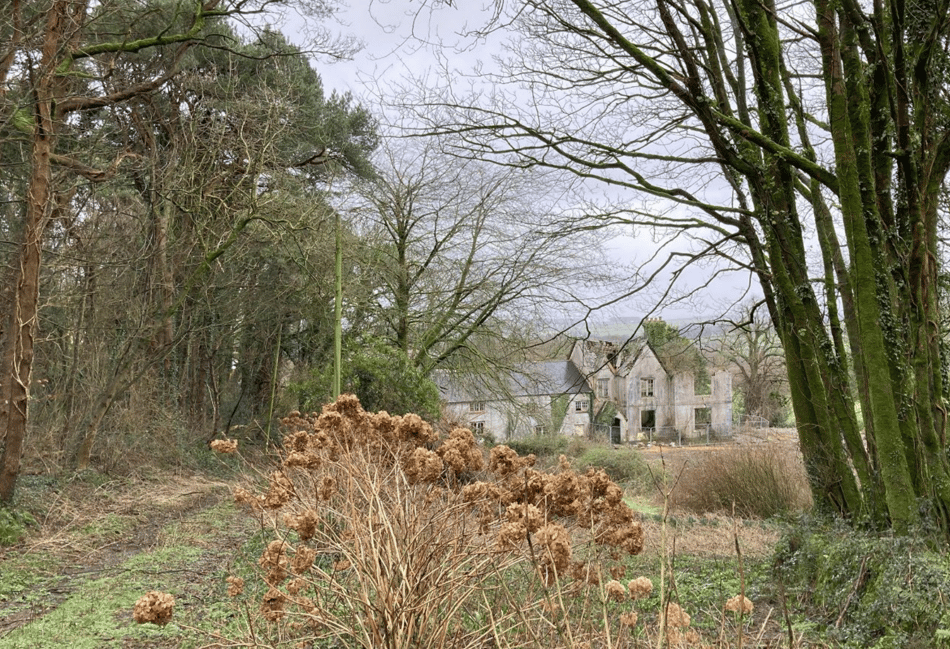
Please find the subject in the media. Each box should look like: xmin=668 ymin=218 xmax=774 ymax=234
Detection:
xmin=210 ymin=438 xmax=237 ymax=454
xmin=226 ymin=576 xmax=244 ymax=597
xmin=605 ymin=579 xmax=627 ymax=602
xmin=259 ymin=540 xmax=290 ymax=586
xmin=261 ymin=587 xmax=287 ymax=621
xmin=665 ymin=601 xmax=691 ymax=628
xmin=437 ymin=427 xmax=485 ymax=474
xmin=725 ymin=594 xmax=754 ymax=614
xmin=628 ymin=576 xmax=653 ymax=600
xmin=402 ymin=447 xmax=444 ymax=484
xmin=133 ymin=591 xmax=175 ymax=626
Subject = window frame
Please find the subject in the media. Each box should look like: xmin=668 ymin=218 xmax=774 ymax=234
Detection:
xmin=640 ymin=377 xmax=655 ymax=398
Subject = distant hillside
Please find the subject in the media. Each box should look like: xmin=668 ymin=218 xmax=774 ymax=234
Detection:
xmin=551 ymin=316 xmax=730 ymax=342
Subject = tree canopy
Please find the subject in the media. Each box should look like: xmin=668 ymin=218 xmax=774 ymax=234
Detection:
xmin=0 ymin=0 xmax=377 ymax=500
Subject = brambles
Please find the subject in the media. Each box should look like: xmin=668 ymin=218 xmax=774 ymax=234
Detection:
xmin=574 ymin=446 xmax=655 ymax=490
xmin=775 ymin=517 xmax=950 ymax=647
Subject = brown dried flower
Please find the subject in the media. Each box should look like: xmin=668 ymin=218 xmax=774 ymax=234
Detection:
xmin=600 ymin=521 xmax=645 ymax=555
xmin=259 ymin=540 xmax=289 ymax=585
xmin=283 ymin=430 xmax=310 ymax=452
xmin=505 ymin=502 xmax=544 ymax=533
xmin=233 ymin=487 xmax=261 ymax=510
xmin=133 ymin=591 xmax=175 ymax=626
xmin=438 ymin=427 xmax=485 ymax=473
xmin=402 ymin=447 xmax=444 ymax=483
xmin=261 ymin=587 xmax=287 ymax=621
xmin=535 ymin=523 xmax=571 ymax=572
xmin=318 ymin=475 xmax=337 ymax=500
xmin=665 ymin=602 xmax=691 ymax=628
xmin=292 ymin=546 xmax=317 ymax=574
xmin=262 ymin=471 xmax=294 ymax=509
xmin=283 ymin=451 xmax=321 ymax=470
xmin=605 ymin=579 xmax=627 ymax=602
xmin=619 ymin=611 xmax=638 ymax=627
xmin=210 ymin=439 xmax=238 ymax=454
xmin=395 ymin=412 xmax=438 ymax=445
xmin=628 ymin=576 xmax=654 ymax=600
xmin=285 ymin=509 xmax=319 ymax=542
xmin=496 ymin=520 xmax=528 ymax=550
xmin=488 ymin=445 xmax=526 ymax=477
xmin=725 ymin=594 xmax=754 ymax=614
xmin=226 ymin=576 xmax=244 ymax=597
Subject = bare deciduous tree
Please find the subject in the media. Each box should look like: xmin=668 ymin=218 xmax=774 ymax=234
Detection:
xmin=355 ymin=134 xmax=620 ymax=384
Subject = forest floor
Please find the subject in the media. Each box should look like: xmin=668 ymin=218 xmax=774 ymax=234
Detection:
xmin=0 ymin=436 xmax=803 ymax=648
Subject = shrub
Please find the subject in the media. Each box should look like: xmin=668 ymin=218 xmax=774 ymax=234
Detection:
xmin=775 ymin=517 xmax=950 ymax=648
xmin=504 ymin=434 xmax=569 ymax=458
xmin=289 ymin=336 xmax=441 ymax=420
xmin=574 ymin=446 xmax=656 ymax=491
xmin=671 ymin=444 xmax=811 ymax=518
xmin=0 ymin=507 xmax=36 ymax=546
xmin=220 ymin=396 xmax=648 ymax=649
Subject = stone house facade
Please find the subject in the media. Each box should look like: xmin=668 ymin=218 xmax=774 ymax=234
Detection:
xmin=570 ymin=339 xmax=732 ymax=442
xmin=438 ymin=338 xmax=732 ymax=442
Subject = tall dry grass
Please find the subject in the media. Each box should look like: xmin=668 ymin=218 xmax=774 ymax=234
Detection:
xmin=670 ymin=444 xmax=812 ymax=519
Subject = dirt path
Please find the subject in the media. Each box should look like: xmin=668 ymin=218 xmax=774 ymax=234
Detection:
xmin=0 ymin=471 xmax=255 ymax=648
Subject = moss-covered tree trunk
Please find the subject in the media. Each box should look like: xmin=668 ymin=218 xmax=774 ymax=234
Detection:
xmin=560 ymin=0 xmax=950 ymax=536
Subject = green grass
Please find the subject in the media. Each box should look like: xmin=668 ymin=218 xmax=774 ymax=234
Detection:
xmin=0 ymin=497 xmax=260 ymax=649
xmin=624 ymin=495 xmax=661 ymax=517
xmin=0 ymin=546 xmax=201 ymax=648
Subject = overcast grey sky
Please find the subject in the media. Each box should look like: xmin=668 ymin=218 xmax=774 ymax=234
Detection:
xmin=273 ymin=0 xmax=760 ymax=323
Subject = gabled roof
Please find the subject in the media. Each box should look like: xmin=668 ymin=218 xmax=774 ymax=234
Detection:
xmin=570 ymin=337 xmax=672 ymax=377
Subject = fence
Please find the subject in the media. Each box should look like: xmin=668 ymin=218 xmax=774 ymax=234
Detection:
xmin=734 ymin=414 xmax=773 ymax=441
xmin=735 ymin=414 xmax=769 ymax=431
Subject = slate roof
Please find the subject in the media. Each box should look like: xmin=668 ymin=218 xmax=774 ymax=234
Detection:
xmin=437 ymin=361 xmax=591 ymax=404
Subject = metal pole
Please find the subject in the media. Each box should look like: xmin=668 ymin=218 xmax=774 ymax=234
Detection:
xmin=333 ymin=209 xmax=342 ymax=399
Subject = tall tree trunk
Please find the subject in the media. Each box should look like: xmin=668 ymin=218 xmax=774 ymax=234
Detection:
xmin=0 ymin=1 xmax=79 ymax=501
